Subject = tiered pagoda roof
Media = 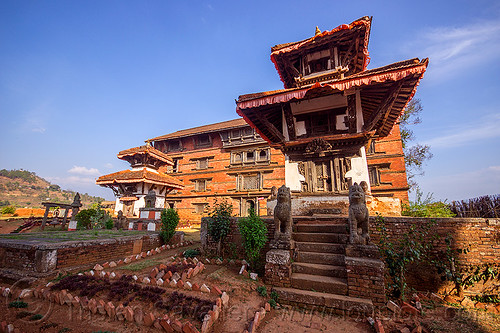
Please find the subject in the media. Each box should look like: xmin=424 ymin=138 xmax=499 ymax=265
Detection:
xmin=96 ymin=168 xmax=183 ymax=189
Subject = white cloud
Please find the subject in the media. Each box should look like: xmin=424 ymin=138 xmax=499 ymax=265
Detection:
xmin=68 ymin=166 xmax=101 ymax=176
xmin=31 ymin=127 xmax=46 ymax=133
xmin=424 ymin=113 xmax=500 ymax=149
xmin=104 ymin=163 xmax=113 ymax=169
xmin=403 ymin=19 xmax=500 ymax=81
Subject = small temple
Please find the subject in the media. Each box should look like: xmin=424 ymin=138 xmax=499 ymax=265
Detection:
xmin=96 ymin=145 xmax=184 ymax=218
xmin=237 ymin=16 xmax=427 ymax=212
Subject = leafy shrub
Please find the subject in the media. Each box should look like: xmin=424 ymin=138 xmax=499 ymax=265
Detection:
xmin=160 ymin=208 xmax=179 ymax=244
xmin=402 ymin=189 xmax=455 ymax=217
xmin=1 ymin=206 xmax=16 ymax=215
xmin=105 ymin=217 xmax=114 ymax=229
xmin=75 ymin=203 xmax=113 ymax=230
xmin=238 ymin=209 xmax=268 ymax=269
xmin=256 ymin=286 xmax=268 ymax=297
xmin=29 ymin=314 xmax=43 ymax=321
xmin=207 ymin=200 xmax=233 ymax=257
xmin=8 ymin=300 xmax=28 ymax=308
xmin=183 ymin=249 xmax=200 ymax=258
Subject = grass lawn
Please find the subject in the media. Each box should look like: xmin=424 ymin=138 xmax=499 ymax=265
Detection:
xmin=0 ymin=229 xmax=150 ymax=242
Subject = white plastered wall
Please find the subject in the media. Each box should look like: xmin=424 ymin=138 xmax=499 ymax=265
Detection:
xmin=344 ymin=147 xmax=371 ymax=192
xmin=284 ymin=155 xmax=305 ymax=191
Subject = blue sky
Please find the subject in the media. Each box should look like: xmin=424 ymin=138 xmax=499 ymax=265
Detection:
xmin=1 ymin=0 xmax=499 ymax=202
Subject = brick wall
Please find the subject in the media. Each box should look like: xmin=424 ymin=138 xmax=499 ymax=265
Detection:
xmin=369 ymin=216 xmax=500 ymax=294
xmin=0 ymin=233 xmax=164 ymax=275
xmin=56 ymin=235 xmax=162 ymax=268
xmin=367 ymin=124 xmax=409 ymax=202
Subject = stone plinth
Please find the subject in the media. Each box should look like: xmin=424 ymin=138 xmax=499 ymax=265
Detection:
xmin=265 ymin=249 xmax=292 ymax=287
xmin=345 ymin=244 xmax=385 ymax=306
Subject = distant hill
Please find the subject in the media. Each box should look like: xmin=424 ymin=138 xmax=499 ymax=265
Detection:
xmin=0 ymin=169 xmax=104 ymax=209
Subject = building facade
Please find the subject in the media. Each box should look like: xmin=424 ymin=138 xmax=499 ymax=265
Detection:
xmin=98 ymin=17 xmax=422 ymax=222
xmin=146 ymin=119 xmax=286 ymax=224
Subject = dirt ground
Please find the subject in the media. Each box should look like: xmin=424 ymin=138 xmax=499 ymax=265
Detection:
xmin=0 ymin=218 xmax=25 ymax=234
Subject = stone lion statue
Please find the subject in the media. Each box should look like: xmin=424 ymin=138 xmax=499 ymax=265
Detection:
xmin=272 ymin=185 xmax=293 ymax=248
xmin=348 ymin=182 xmax=370 ymax=245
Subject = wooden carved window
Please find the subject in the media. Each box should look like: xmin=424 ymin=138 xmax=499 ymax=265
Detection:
xmin=367 ymin=140 xmax=376 ymax=155
xmin=196 ymin=158 xmax=209 ymax=170
xmin=231 ymin=152 xmax=242 ymax=165
xmin=195 ymin=134 xmax=212 ymax=148
xmin=194 ymin=179 xmax=207 ymax=192
xmin=245 ymin=151 xmax=255 ymax=162
xmin=369 ymin=167 xmax=381 ymax=186
xmin=167 ymin=158 xmax=181 ymax=173
xmin=193 ymin=203 xmax=207 ymax=214
xmin=243 ymin=174 xmax=259 ymax=190
xmin=168 ymin=140 xmax=181 ymax=152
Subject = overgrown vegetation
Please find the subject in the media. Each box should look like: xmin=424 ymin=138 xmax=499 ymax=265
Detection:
xmin=75 ymin=203 xmax=113 ymax=230
xmin=183 ymin=248 xmax=200 ymax=258
xmin=0 ymin=205 xmax=16 ymax=215
xmin=402 ymin=189 xmax=455 ymax=217
xmin=160 ymin=208 xmax=179 ymax=244
xmin=8 ymin=300 xmax=28 ymax=308
xmin=238 ymin=208 xmax=268 ymax=270
xmin=207 ymin=199 xmax=233 ymax=257
xmin=376 ymin=215 xmax=500 ymax=300
xmin=256 ymin=286 xmax=268 ymax=297
xmin=450 ymin=194 xmax=500 ymax=218
xmin=375 ymin=215 xmax=437 ymax=300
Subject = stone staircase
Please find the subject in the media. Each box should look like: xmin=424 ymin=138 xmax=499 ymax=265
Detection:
xmin=273 ymin=216 xmax=375 ymax=313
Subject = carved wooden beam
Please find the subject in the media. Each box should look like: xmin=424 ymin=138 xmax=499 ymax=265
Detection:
xmin=341 ymin=34 xmax=358 ymax=68
xmin=282 ymin=104 xmax=296 ymax=141
xmin=363 ymin=81 xmax=404 ymax=132
xmin=346 ymin=94 xmax=357 ymax=133
xmin=260 ymin=116 xmax=285 ymax=143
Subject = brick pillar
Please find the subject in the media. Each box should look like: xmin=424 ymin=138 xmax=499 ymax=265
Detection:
xmin=264 ymin=249 xmax=292 ymax=287
xmin=345 ymin=244 xmax=386 ymax=306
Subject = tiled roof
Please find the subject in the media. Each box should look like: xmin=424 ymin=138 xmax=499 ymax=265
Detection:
xmin=147 ymin=118 xmax=248 ymax=142
xmin=96 ymin=168 xmax=184 ymax=189
xmin=117 ymin=145 xmax=172 ymax=164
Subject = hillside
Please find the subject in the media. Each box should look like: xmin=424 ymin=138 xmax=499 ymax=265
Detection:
xmin=0 ymin=169 xmax=104 ymax=209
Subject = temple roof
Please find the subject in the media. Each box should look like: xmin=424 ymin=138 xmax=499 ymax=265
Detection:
xmin=236 ymin=58 xmax=428 ymax=142
xmin=271 ymin=16 xmax=372 ymax=89
xmin=146 ymin=118 xmax=248 ymax=142
xmin=117 ymin=145 xmax=173 ymax=165
xmin=96 ymin=168 xmax=184 ymax=189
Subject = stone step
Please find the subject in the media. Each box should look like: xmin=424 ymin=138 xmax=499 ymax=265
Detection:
xmin=295 ymin=242 xmax=345 ymax=254
xmin=273 ymin=287 xmax=374 ymax=314
xmin=293 ymin=232 xmax=348 ymax=244
xmin=296 ymin=251 xmax=345 ymax=266
xmin=291 ymin=273 xmax=347 ymax=294
xmin=292 ymin=262 xmax=347 ymax=278
xmin=294 ymin=224 xmax=348 ymax=234
xmin=294 ymin=216 xmax=348 ymax=225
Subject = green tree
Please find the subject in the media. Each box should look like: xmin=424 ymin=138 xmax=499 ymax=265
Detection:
xmin=238 ymin=209 xmax=268 ymax=270
xmin=160 ymin=208 xmax=179 ymax=244
xmin=207 ymin=199 xmax=233 ymax=257
xmin=399 ymin=99 xmax=433 ymax=190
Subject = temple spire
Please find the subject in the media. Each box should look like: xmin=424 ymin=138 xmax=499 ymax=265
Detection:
xmin=315 ymin=26 xmax=321 ymax=36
